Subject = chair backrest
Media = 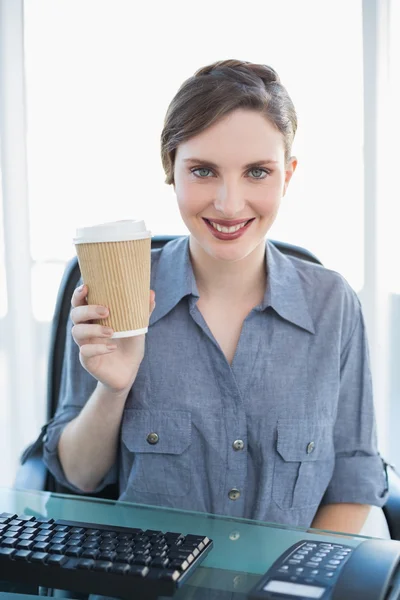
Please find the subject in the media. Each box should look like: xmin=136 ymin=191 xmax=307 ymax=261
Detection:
xmin=41 ymin=235 xmax=323 ymax=496
xmin=47 ymin=235 xmax=322 ymax=422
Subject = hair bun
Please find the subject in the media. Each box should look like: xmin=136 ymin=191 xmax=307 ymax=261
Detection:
xmin=195 ymin=59 xmax=281 ymax=86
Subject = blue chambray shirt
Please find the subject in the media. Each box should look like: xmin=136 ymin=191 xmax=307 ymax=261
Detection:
xmin=43 ymin=236 xmax=388 ymax=528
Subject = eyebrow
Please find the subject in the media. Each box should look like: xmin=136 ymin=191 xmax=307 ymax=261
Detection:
xmin=183 ymin=158 xmax=279 ymax=169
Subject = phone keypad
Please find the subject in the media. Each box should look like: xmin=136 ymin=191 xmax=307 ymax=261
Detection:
xmin=276 ymin=541 xmax=354 ymax=586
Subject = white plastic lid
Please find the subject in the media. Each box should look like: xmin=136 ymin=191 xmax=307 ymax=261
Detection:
xmin=74 ymin=220 xmax=152 ymax=244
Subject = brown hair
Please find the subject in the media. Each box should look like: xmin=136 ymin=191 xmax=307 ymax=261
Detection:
xmin=161 ymin=59 xmax=297 ymax=185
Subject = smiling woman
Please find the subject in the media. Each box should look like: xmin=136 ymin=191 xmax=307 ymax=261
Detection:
xmin=173 ymin=109 xmax=296 ymax=260
xmin=42 ymin=59 xmax=388 ymax=535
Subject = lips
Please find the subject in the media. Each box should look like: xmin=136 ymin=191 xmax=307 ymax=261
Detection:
xmin=202 ymin=217 xmax=255 ymax=240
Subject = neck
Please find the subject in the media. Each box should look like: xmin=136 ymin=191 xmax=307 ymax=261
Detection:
xmin=189 ymin=237 xmax=267 ymax=304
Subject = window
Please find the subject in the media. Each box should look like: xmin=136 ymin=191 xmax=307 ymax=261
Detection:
xmin=1 ymin=0 xmax=369 ymax=486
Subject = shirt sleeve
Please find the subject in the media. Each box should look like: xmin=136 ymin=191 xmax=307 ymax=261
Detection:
xmin=42 ymin=309 xmax=119 ymax=494
xmin=321 ymin=298 xmax=388 ymax=507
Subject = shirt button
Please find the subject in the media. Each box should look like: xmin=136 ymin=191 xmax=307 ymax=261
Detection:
xmin=146 ymin=432 xmax=159 ymax=445
xmin=306 ymin=441 xmax=315 ymax=454
xmin=228 ymin=488 xmax=241 ymax=501
xmin=232 ymin=440 xmax=244 ymax=451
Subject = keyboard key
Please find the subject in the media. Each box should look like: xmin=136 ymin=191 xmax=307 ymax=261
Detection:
xmin=0 ymin=547 xmax=15 ymax=558
xmin=47 ymin=555 xmax=68 ymax=566
xmin=115 ymin=553 xmax=134 ymax=564
xmin=33 ymin=542 xmax=50 ymax=552
xmin=54 ymin=525 xmax=70 ymax=532
xmin=152 ymin=557 xmax=170 ymax=568
xmin=34 ymin=517 xmax=54 ymax=524
xmin=83 ymin=541 xmax=99 ymax=549
xmin=76 ymin=558 xmax=95 ymax=569
xmin=14 ymin=550 xmax=32 ymax=561
xmin=111 ymin=563 xmax=131 ymax=574
xmin=169 ymin=551 xmax=194 ymax=564
xmin=128 ymin=565 xmax=150 ymax=578
xmin=18 ymin=533 xmax=35 ymax=541
xmin=31 ymin=552 xmax=49 ymax=563
xmin=49 ymin=544 xmax=67 ymax=554
xmin=82 ymin=549 xmax=99 ymax=559
xmin=151 ymin=550 xmax=167 ymax=559
xmin=98 ymin=551 xmax=117 ymax=561
xmin=118 ymin=534 xmax=134 ymax=542
xmin=93 ymin=560 xmax=113 ymax=572
xmin=133 ymin=555 xmax=152 ymax=566
xmin=53 ymin=532 xmax=69 ymax=540
xmin=16 ymin=540 xmax=35 ymax=550
xmin=181 ymin=546 xmax=200 ymax=557
xmin=2 ymin=539 xmax=17 ymax=548
xmin=39 ymin=523 xmax=54 ymax=531
xmin=170 ymin=558 xmax=189 ymax=571
xmin=65 ymin=548 xmax=82 ymax=557
xmin=157 ymin=569 xmax=180 ymax=581
xmin=0 ymin=513 xmax=17 ymax=521
xmin=9 ymin=519 xmax=24 ymax=527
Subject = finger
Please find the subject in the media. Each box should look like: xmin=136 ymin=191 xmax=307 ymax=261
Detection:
xmin=71 ymin=284 xmax=88 ymax=308
xmin=72 ymin=324 xmax=114 ymax=346
xmin=71 ymin=304 xmax=109 ymax=325
xmin=80 ymin=343 xmax=117 ymax=359
xmin=149 ymin=289 xmax=156 ymax=315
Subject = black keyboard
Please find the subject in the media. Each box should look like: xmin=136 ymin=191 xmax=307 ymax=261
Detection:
xmin=0 ymin=512 xmax=213 ymax=599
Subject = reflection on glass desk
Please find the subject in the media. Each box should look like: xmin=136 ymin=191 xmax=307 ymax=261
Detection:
xmin=0 ymin=487 xmax=376 ymax=599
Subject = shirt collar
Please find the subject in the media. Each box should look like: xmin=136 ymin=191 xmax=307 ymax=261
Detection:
xmin=262 ymin=241 xmax=315 ymax=334
xmin=150 ymin=236 xmax=315 ymax=334
xmin=150 ymin=236 xmax=198 ymax=325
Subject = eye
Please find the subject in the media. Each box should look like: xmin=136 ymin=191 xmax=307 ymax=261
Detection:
xmin=248 ymin=168 xmax=270 ymax=179
xmin=191 ymin=167 xmax=214 ymax=178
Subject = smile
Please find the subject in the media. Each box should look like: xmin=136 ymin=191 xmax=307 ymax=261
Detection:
xmin=202 ymin=218 xmax=255 ymax=240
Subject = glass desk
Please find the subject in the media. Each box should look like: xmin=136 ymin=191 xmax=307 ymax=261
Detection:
xmin=0 ymin=487 xmax=377 ymax=599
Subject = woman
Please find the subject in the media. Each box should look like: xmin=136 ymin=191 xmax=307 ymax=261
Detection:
xmin=43 ymin=59 xmax=388 ymax=532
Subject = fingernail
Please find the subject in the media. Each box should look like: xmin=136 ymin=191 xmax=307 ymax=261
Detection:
xmin=77 ymin=284 xmax=84 ymax=293
xmin=106 ymin=344 xmax=117 ymax=351
xmin=97 ymin=307 xmax=108 ymax=316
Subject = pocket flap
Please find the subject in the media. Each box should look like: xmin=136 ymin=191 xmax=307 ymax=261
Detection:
xmin=122 ymin=410 xmax=191 ymax=455
xmin=276 ymin=418 xmax=333 ymax=462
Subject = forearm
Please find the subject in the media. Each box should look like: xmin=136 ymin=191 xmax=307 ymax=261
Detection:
xmin=58 ymin=382 xmax=129 ymax=492
xmin=311 ymin=503 xmax=371 ymax=535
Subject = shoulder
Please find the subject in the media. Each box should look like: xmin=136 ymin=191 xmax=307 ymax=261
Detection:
xmin=274 ymin=245 xmax=362 ymax=339
xmin=149 ymin=236 xmax=190 ymax=294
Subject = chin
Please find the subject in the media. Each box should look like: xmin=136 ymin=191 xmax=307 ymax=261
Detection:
xmin=196 ymin=235 xmax=264 ymax=263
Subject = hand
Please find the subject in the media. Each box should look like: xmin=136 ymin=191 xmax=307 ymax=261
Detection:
xmin=70 ymin=284 xmax=156 ymax=394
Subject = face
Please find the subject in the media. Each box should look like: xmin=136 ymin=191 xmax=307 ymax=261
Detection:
xmin=173 ymin=108 xmax=297 ymax=263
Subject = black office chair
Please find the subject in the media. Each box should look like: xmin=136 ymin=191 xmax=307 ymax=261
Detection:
xmin=15 ymin=236 xmax=400 ymax=539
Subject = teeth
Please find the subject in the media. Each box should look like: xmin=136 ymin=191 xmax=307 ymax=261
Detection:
xmin=209 ymin=221 xmax=248 ymax=233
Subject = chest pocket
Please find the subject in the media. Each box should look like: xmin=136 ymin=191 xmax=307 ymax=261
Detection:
xmin=272 ymin=418 xmax=334 ymax=510
xmin=121 ymin=409 xmax=192 ymax=497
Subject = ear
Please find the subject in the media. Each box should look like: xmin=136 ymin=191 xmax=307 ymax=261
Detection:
xmin=283 ymin=156 xmax=297 ymax=196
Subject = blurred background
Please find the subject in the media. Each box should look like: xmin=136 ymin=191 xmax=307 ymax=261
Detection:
xmin=0 ymin=0 xmax=399 ymax=486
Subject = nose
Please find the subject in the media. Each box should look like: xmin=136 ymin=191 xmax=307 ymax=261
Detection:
xmin=213 ymin=182 xmax=246 ymax=218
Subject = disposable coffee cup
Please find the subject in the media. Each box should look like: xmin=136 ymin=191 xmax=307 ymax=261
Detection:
xmin=74 ymin=220 xmax=152 ymax=338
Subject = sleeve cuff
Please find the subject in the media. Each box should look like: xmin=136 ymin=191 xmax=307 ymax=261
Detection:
xmin=42 ymin=413 xmax=118 ymax=495
xmin=321 ymin=455 xmax=388 ymax=507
